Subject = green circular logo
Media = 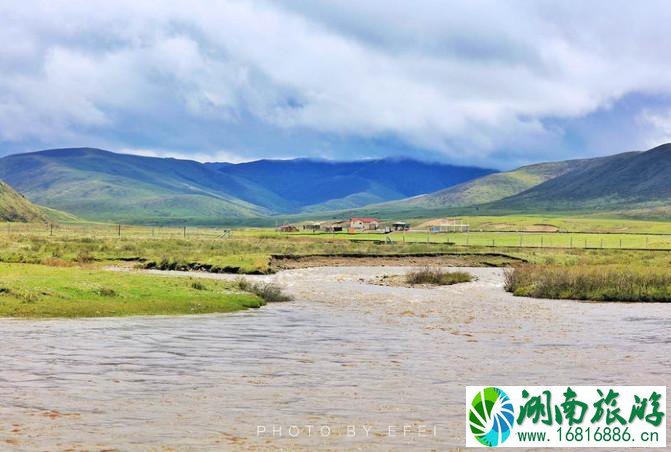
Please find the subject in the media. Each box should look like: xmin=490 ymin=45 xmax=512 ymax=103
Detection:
xmin=469 ymin=387 xmax=515 ymax=447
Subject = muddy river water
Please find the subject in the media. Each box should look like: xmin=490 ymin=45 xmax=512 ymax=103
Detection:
xmin=0 ymin=266 xmax=669 ymax=450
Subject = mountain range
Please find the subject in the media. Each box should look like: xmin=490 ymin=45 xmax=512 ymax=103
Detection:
xmin=2 ymin=143 xmax=671 ymax=224
xmin=0 ymin=148 xmax=493 ymax=224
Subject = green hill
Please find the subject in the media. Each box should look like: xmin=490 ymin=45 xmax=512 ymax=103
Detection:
xmin=0 ymin=148 xmax=269 ymax=224
xmin=489 ymin=144 xmax=671 ymax=213
xmin=0 ymin=180 xmax=47 ymax=222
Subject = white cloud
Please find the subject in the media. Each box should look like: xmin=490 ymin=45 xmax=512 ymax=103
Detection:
xmin=1 ymin=0 xmax=671 ymax=163
xmin=120 ymin=147 xmax=253 ymax=164
xmin=639 ymin=109 xmax=671 ymax=147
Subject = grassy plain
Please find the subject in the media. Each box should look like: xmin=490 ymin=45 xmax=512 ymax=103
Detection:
xmin=1 ymin=214 xmax=671 ymax=315
xmin=0 ymin=263 xmax=264 ymax=318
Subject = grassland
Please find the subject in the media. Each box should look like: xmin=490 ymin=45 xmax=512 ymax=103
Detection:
xmin=1 ymin=214 xmax=671 ymax=315
xmin=0 ymin=263 xmax=265 ymax=318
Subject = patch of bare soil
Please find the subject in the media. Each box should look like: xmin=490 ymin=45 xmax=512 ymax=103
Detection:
xmin=528 ymin=223 xmax=560 ymax=232
xmin=270 ymin=253 xmax=522 ymax=270
xmin=415 ymin=217 xmax=465 ymax=228
xmin=481 ymin=222 xmax=516 ymax=230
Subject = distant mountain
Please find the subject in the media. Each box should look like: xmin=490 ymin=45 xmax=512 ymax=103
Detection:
xmin=0 ymin=148 xmax=494 ymax=224
xmin=490 ymin=144 xmax=671 ymax=213
xmin=0 ymin=180 xmax=47 ymax=222
xmin=209 ymin=158 xmax=496 ymax=212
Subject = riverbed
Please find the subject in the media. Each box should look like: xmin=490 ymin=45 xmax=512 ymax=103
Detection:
xmin=0 ymin=266 xmax=669 ymax=450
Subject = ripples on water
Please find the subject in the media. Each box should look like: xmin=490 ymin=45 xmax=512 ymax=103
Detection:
xmin=0 ymin=267 xmax=669 ymax=449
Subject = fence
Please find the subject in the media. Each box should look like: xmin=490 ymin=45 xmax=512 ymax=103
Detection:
xmin=4 ymin=222 xmax=671 ymax=251
xmin=0 ymin=222 xmax=232 ymax=240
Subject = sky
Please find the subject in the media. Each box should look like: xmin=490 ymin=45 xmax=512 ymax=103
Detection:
xmin=2 ymin=1 xmax=671 ymax=169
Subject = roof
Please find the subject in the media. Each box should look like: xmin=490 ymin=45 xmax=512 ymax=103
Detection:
xmin=351 ymin=217 xmax=379 ymax=223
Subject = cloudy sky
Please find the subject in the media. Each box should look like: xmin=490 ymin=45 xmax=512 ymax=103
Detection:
xmin=1 ymin=1 xmax=671 ymax=169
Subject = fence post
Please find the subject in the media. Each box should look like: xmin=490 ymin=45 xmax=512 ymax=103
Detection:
xmin=50 ymin=223 xmax=53 ymax=236
xmin=183 ymin=226 xmax=186 ymax=238
xmin=541 ymin=236 xmax=543 ymax=248
xmin=117 ymin=224 xmax=121 ymax=237
xmin=569 ymin=236 xmax=573 ymax=248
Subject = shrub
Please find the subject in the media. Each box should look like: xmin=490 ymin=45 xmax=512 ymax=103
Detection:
xmin=76 ymin=250 xmax=94 ymax=264
xmin=234 ymin=277 xmax=292 ymax=302
xmin=405 ymin=266 xmax=472 ymax=285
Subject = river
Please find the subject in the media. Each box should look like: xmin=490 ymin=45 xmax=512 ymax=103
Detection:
xmin=0 ymin=267 xmax=669 ymax=450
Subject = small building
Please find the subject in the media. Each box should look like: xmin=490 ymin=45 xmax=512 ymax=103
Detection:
xmin=303 ymin=222 xmax=322 ymax=232
xmin=321 ymin=220 xmax=348 ymax=232
xmin=277 ymin=224 xmax=298 ymax=233
xmin=350 ymin=217 xmax=380 ymax=231
xmin=392 ymin=221 xmax=410 ymax=231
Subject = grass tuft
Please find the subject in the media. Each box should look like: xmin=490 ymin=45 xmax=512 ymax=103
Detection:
xmin=190 ymin=280 xmax=207 ymax=291
xmin=94 ymin=287 xmax=118 ymax=297
xmin=405 ymin=266 xmax=472 ymax=285
xmin=234 ymin=277 xmax=292 ymax=302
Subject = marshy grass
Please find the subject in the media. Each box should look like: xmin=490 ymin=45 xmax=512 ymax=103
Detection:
xmin=504 ymin=265 xmax=671 ymax=302
xmin=405 ymin=266 xmax=473 ymax=285
xmin=234 ymin=277 xmax=293 ymax=302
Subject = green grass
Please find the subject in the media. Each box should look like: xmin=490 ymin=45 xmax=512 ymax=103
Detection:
xmin=0 ymin=263 xmax=265 ymax=318
xmin=405 ymin=267 xmax=472 ymax=285
xmin=504 ymin=265 xmax=671 ymax=302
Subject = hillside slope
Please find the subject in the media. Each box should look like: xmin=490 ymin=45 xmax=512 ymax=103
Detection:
xmin=0 ymin=148 xmax=268 ymax=224
xmin=0 ymin=180 xmax=47 ymax=222
xmin=489 ymin=146 xmax=671 ymax=212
